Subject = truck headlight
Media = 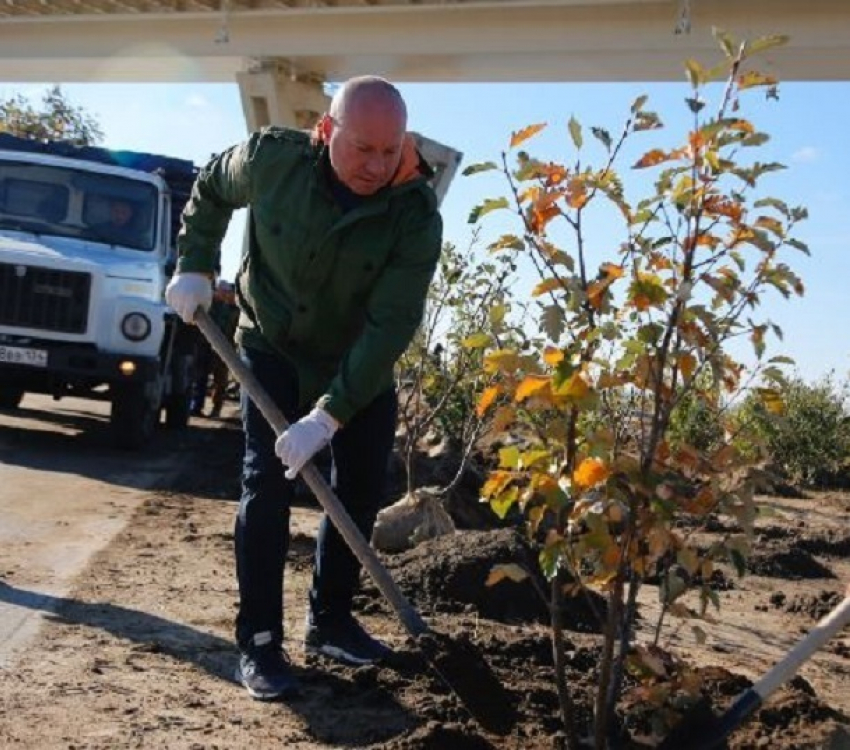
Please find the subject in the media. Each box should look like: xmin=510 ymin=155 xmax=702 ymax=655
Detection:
xmin=121 ymin=312 xmax=152 ymax=342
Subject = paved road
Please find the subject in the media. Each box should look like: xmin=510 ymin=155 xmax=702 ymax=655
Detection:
xmin=0 ymin=393 xmax=198 ymax=667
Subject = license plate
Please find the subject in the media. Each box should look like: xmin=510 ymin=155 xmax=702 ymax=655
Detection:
xmin=0 ymin=345 xmax=48 ymax=368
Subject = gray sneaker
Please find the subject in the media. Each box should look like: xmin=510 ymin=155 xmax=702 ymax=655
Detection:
xmin=235 ymin=638 xmax=300 ymax=700
xmin=304 ymin=615 xmax=392 ymax=666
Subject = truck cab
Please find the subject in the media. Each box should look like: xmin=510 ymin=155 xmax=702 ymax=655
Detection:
xmin=0 ymin=134 xmax=199 ymax=449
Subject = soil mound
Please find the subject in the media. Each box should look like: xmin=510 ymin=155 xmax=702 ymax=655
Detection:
xmin=748 ymin=548 xmax=835 ymax=579
xmin=362 ymin=528 xmax=606 ymax=632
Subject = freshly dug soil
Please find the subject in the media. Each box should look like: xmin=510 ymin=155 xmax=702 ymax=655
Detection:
xmin=0 ymin=415 xmax=847 ymax=749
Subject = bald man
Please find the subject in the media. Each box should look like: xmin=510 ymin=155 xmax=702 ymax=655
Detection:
xmin=166 ymin=77 xmax=442 ymax=700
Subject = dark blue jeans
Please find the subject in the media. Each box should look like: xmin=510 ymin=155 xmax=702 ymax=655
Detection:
xmin=234 ymin=347 xmax=397 ymax=651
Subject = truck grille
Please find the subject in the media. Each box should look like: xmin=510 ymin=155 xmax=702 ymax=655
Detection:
xmin=0 ymin=262 xmax=91 ymax=334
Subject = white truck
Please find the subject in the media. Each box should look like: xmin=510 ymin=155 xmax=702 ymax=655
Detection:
xmin=0 ymin=133 xmax=200 ymax=449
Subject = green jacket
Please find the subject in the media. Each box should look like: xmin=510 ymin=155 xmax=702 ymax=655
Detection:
xmin=176 ymin=127 xmax=443 ymax=423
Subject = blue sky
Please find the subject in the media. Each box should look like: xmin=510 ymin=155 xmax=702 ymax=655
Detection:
xmin=2 ymin=79 xmax=847 ymax=383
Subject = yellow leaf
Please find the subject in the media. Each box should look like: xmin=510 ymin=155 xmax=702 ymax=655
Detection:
xmin=532 ymin=277 xmax=565 ymax=297
xmin=486 ymin=563 xmax=529 ymax=587
xmin=601 ymin=263 xmax=625 ymax=280
xmin=573 ymin=457 xmax=611 ymax=489
xmin=553 ymin=371 xmax=590 ymax=399
xmin=737 ymin=71 xmax=778 ymax=90
xmin=510 ymin=123 xmax=547 ymax=148
xmin=515 ymin=375 xmax=550 ymax=402
xmin=543 ymin=347 xmax=564 ymax=366
xmin=757 ymin=387 xmax=785 ymax=415
xmin=462 ymin=333 xmax=491 ymax=349
xmin=483 ymin=349 xmax=520 ymax=374
xmin=476 ymin=386 xmax=500 ymax=418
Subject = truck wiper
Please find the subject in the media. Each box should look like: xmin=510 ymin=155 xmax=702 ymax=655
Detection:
xmin=0 ymin=217 xmax=52 ymax=235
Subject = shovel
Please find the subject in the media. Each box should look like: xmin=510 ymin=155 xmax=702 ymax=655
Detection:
xmin=659 ymin=586 xmax=850 ymax=750
xmin=193 ymin=308 xmax=516 ymax=735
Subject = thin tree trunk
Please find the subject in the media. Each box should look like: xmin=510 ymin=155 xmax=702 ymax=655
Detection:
xmin=552 ymin=573 xmax=581 ymax=750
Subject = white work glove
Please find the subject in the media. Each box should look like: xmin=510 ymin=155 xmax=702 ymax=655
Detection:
xmin=275 ymin=407 xmax=339 ymax=480
xmin=165 ymin=272 xmax=213 ymax=324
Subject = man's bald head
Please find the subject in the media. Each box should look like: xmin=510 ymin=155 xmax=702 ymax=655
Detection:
xmin=329 ymin=76 xmax=407 ymax=127
xmin=323 ymin=76 xmax=409 ymax=196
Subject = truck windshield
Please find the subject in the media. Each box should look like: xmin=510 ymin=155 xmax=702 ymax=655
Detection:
xmin=0 ymin=160 xmax=157 ymax=251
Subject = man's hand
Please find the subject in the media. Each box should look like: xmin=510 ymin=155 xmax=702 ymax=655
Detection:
xmin=165 ymin=272 xmax=213 ymax=324
xmin=275 ymin=407 xmax=339 ymax=479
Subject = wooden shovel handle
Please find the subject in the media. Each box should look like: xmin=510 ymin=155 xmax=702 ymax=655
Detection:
xmin=753 ymin=592 xmax=850 ymax=699
xmin=193 ymin=308 xmax=430 ymax=638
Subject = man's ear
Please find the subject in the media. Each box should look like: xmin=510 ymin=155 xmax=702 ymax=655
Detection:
xmin=319 ymin=113 xmax=334 ymax=142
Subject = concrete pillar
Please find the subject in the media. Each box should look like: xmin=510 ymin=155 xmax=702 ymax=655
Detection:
xmin=235 ymin=58 xmax=330 ymax=132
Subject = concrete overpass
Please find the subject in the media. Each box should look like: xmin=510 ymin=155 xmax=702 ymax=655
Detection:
xmin=0 ymin=1 xmax=847 ymax=129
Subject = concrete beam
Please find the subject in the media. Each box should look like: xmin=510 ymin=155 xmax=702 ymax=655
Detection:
xmin=0 ymin=1 xmax=847 ymax=83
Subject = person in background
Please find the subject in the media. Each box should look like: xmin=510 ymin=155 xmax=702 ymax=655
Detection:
xmin=189 ymin=278 xmax=237 ymax=417
xmin=164 ymin=76 xmax=443 ymax=701
xmin=91 ymin=198 xmax=138 ymax=246
xmin=208 ymin=280 xmax=239 ymax=418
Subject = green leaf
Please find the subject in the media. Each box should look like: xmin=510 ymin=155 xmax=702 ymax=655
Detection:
xmin=631 ymin=94 xmax=648 ymax=114
xmin=786 ymin=238 xmax=811 ymax=255
xmin=462 ymin=161 xmax=498 ymax=177
xmin=489 ymin=303 xmax=508 ymax=327
xmin=728 ymin=548 xmax=747 ymax=577
xmin=754 ymin=197 xmax=790 ymax=218
xmin=768 ymin=355 xmax=794 ymax=365
xmin=539 ymin=542 xmax=563 ymax=580
xmin=568 ymin=116 xmax=583 ymax=150
xmin=461 ymin=332 xmax=491 ymax=349
xmin=591 ymin=126 xmax=612 ymax=151
xmin=540 ymin=304 xmax=566 ymax=342
xmin=468 ymin=197 xmax=510 ymax=224
xmin=686 ymin=96 xmax=705 ymax=114
xmin=634 ymin=111 xmax=663 ymax=132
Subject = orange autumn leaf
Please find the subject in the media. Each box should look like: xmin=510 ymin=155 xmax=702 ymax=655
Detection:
xmin=704 ymin=195 xmax=743 ymax=222
xmin=678 ymin=352 xmax=697 ymax=380
xmin=476 ymin=386 xmax=500 ymax=418
xmin=587 ymin=279 xmax=612 ymax=310
xmin=565 ymin=178 xmax=589 ymax=209
xmin=531 ymin=203 xmax=561 ymax=233
xmin=510 ymin=123 xmax=547 ymax=148
xmin=633 ymin=148 xmax=671 ymax=169
xmin=515 ymin=375 xmax=551 ymax=402
xmin=573 ymin=457 xmax=611 ymax=489
xmin=600 ymin=263 xmax=625 ymax=280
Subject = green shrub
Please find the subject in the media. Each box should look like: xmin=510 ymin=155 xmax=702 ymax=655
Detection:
xmin=736 ymin=373 xmax=850 ymax=487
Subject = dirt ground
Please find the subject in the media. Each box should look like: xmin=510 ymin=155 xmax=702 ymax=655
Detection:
xmin=0 ymin=406 xmax=848 ymax=749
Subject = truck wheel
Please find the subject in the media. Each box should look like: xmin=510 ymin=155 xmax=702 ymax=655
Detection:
xmin=0 ymin=385 xmax=25 ymax=409
xmin=111 ymin=383 xmax=158 ymax=450
xmin=163 ymin=387 xmax=191 ymax=430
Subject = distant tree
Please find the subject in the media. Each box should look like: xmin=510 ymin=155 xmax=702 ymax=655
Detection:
xmin=0 ymin=84 xmax=103 ymax=146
